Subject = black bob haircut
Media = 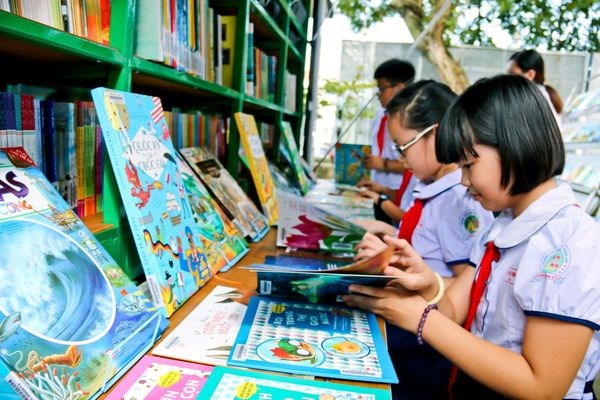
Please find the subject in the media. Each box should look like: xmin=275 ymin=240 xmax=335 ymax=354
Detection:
xmin=436 ymin=74 xmax=564 ymax=196
xmin=374 ymin=59 xmax=415 ymax=85
xmin=386 ymin=80 xmax=456 ymax=131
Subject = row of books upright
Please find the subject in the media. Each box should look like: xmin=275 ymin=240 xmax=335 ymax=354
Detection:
xmin=0 ymin=0 xmax=110 ymax=44
xmin=0 ymin=90 xmax=101 ymax=217
xmin=164 ymin=109 xmax=229 ymax=160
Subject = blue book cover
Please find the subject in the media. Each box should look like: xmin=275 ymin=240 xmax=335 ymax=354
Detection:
xmin=263 ymin=254 xmax=349 ymax=270
xmin=227 ymin=297 xmax=398 ymax=383
xmin=91 ymin=88 xmax=212 ymax=317
xmin=334 ymin=143 xmax=371 ymax=186
xmin=0 ymin=148 xmax=165 ymax=400
xmin=200 ymin=365 xmax=391 ymax=399
xmin=174 ymin=151 xmax=249 ymax=273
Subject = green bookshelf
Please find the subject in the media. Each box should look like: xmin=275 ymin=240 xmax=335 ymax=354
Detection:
xmin=0 ymin=0 xmax=313 ymax=280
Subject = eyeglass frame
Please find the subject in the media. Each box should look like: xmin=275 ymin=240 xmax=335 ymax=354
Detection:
xmin=376 ymin=83 xmax=397 ymax=96
xmin=391 ymin=124 xmax=437 ymax=157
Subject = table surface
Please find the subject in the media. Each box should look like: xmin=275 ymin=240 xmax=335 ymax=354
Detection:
xmin=98 ymin=227 xmax=391 ymax=398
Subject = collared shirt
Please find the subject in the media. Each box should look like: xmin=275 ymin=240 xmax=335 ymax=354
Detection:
xmin=469 ymin=183 xmax=600 ymax=398
xmin=409 ymin=169 xmax=494 ymax=277
xmin=369 ymin=109 xmax=404 ymax=190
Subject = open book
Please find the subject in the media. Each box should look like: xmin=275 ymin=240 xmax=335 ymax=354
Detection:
xmin=245 ymin=246 xmax=395 ymax=304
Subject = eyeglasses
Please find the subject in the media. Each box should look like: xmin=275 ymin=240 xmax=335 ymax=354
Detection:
xmin=376 ymin=84 xmax=395 ymax=96
xmin=391 ymin=124 xmax=437 ymax=157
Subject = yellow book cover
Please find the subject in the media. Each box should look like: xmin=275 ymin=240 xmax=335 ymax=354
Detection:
xmin=220 ymin=15 xmax=236 ymax=88
xmin=234 ymin=112 xmax=278 ymax=225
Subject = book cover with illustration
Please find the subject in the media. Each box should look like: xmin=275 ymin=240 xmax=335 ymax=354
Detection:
xmin=91 ymin=88 xmax=212 ymax=317
xmin=178 ymin=147 xmax=269 ymax=242
xmin=152 ymin=285 xmax=250 ymax=366
xmin=0 ymin=148 xmax=165 ymax=400
xmin=174 ymin=151 xmax=249 ymax=273
xmin=105 ymin=355 xmax=212 ymax=400
xmin=234 ymin=112 xmax=279 ymax=225
xmin=280 ymin=121 xmax=312 ymax=195
xmin=227 ymin=297 xmax=397 ymax=383
xmin=199 ymin=365 xmax=390 ymax=399
xmin=276 ymin=190 xmax=367 ymax=254
xmin=248 ymin=246 xmax=395 ymax=304
xmin=334 ymin=143 xmax=371 ymax=186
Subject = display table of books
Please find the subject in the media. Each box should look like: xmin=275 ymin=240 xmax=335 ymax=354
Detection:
xmin=98 ymin=228 xmax=393 ymax=399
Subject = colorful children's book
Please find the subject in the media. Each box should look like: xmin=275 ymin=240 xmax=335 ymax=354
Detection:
xmin=175 ymin=151 xmax=249 ymax=273
xmin=280 ymin=121 xmax=312 ymax=195
xmin=0 ymin=148 xmax=165 ymax=400
xmin=276 ymin=190 xmax=366 ymax=254
xmin=105 ymin=355 xmax=212 ymax=400
xmin=91 ymin=88 xmax=212 ymax=317
xmin=177 ymin=146 xmax=269 ymax=242
xmin=152 ymin=285 xmax=250 ymax=366
xmin=248 ymin=246 xmax=395 ymax=304
xmin=263 ymin=254 xmax=349 ymax=270
xmin=227 ymin=296 xmax=397 ymax=383
xmin=234 ymin=112 xmax=279 ymax=225
xmin=200 ymin=365 xmax=391 ymax=399
xmin=334 ymin=143 xmax=371 ymax=185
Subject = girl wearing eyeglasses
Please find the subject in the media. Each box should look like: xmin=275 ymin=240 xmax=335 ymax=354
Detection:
xmin=354 ymin=80 xmax=494 ymax=399
xmin=345 ymin=75 xmax=599 ymax=399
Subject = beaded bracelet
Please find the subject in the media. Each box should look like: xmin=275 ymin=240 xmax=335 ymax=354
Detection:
xmin=416 ymin=303 xmax=438 ymax=345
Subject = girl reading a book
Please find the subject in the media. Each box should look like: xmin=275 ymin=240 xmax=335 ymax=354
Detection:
xmin=353 ymin=80 xmax=494 ymax=399
xmin=344 ymin=75 xmax=600 ymax=399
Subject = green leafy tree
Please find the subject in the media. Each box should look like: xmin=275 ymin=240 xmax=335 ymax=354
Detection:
xmin=335 ymin=0 xmax=599 ymax=93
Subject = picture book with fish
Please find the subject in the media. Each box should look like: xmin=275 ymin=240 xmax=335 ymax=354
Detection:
xmin=227 ymin=297 xmax=397 ymax=383
xmin=105 ymin=355 xmax=212 ymax=400
xmin=276 ymin=190 xmax=367 ymax=254
xmin=280 ymin=121 xmax=312 ymax=195
xmin=199 ymin=365 xmax=391 ymax=399
xmin=334 ymin=143 xmax=371 ymax=186
xmin=91 ymin=88 xmax=212 ymax=317
xmin=177 ymin=147 xmax=269 ymax=242
xmin=234 ymin=112 xmax=279 ymax=225
xmin=174 ymin=151 xmax=249 ymax=273
xmin=152 ymin=285 xmax=249 ymax=366
xmin=247 ymin=246 xmax=395 ymax=304
xmin=0 ymin=147 xmax=165 ymax=400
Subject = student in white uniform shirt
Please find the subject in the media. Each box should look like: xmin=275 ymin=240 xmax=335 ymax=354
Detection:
xmin=354 ymin=80 xmax=494 ymax=399
xmin=344 ymin=75 xmax=600 ymax=399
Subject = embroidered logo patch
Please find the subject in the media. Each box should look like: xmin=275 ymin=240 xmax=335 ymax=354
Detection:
xmin=533 ymin=245 xmax=570 ymax=283
xmin=460 ymin=212 xmax=480 ymax=234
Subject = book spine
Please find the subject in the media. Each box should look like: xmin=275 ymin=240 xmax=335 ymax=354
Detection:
xmin=245 ymin=22 xmax=254 ymax=96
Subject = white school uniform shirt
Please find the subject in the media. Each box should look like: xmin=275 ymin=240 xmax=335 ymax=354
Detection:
xmin=369 ymin=109 xmax=403 ymax=190
xmin=469 ymin=184 xmax=600 ymax=399
xmin=409 ymin=169 xmax=494 ymax=277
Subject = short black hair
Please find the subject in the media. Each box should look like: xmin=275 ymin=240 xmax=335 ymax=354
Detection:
xmin=386 ymin=80 xmax=456 ymax=131
xmin=436 ymin=74 xmax=564 ymax=196
xmin=509 ymin=49 xmax=545 ymax=85
xmin=374 ymin=59 xmax=415 ymax=85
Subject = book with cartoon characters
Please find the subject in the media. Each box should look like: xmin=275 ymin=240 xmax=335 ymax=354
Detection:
xmin=199 ymin=365 xmax=391 ymax=399
xmin=152 ymin=285 xmax=250 ymax=366
xmin=177 ymin=146 xmax=269 ymax=242
xmin=234 ymin=112 xmax=279 ymax=225
xmin=91 ymin=88 xmax=212 ymax=317
xmin=105 ymin=355 xmax=212 ymax=400
xmin=276 ymin=190 xmax=366 ymax=254
xmin=227 ymin=296 xmax=397 ymax=383
xmin=174 ymin=151 xmax=249 ymax=273
xmin=334 ymin=143 xmax=371 ymax=186
xmin=0 ymin=147 xmax=165 ymax=400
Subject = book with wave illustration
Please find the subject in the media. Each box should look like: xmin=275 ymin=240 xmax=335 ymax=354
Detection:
xmin=152 ymin=285 xmax=250 ymax=366
xmin=199 ymin=365 xmax=390 ymax=399
xmin=0 ymin=147 xmax=165 ymax=400
xmin=246 ymin=246 xmax=395 ymax=304
xmin=276 ymin=190 xmax=366 ymax=254
xmin=92 ymin=88 xmax=212 ymax=317
xmin=227 ymin=296 xmax=397 ymax=383
xmin=334 ymin=143 xmax=371 ymax=185
xmin=178 ymin=146 xmax=269 ymax=242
